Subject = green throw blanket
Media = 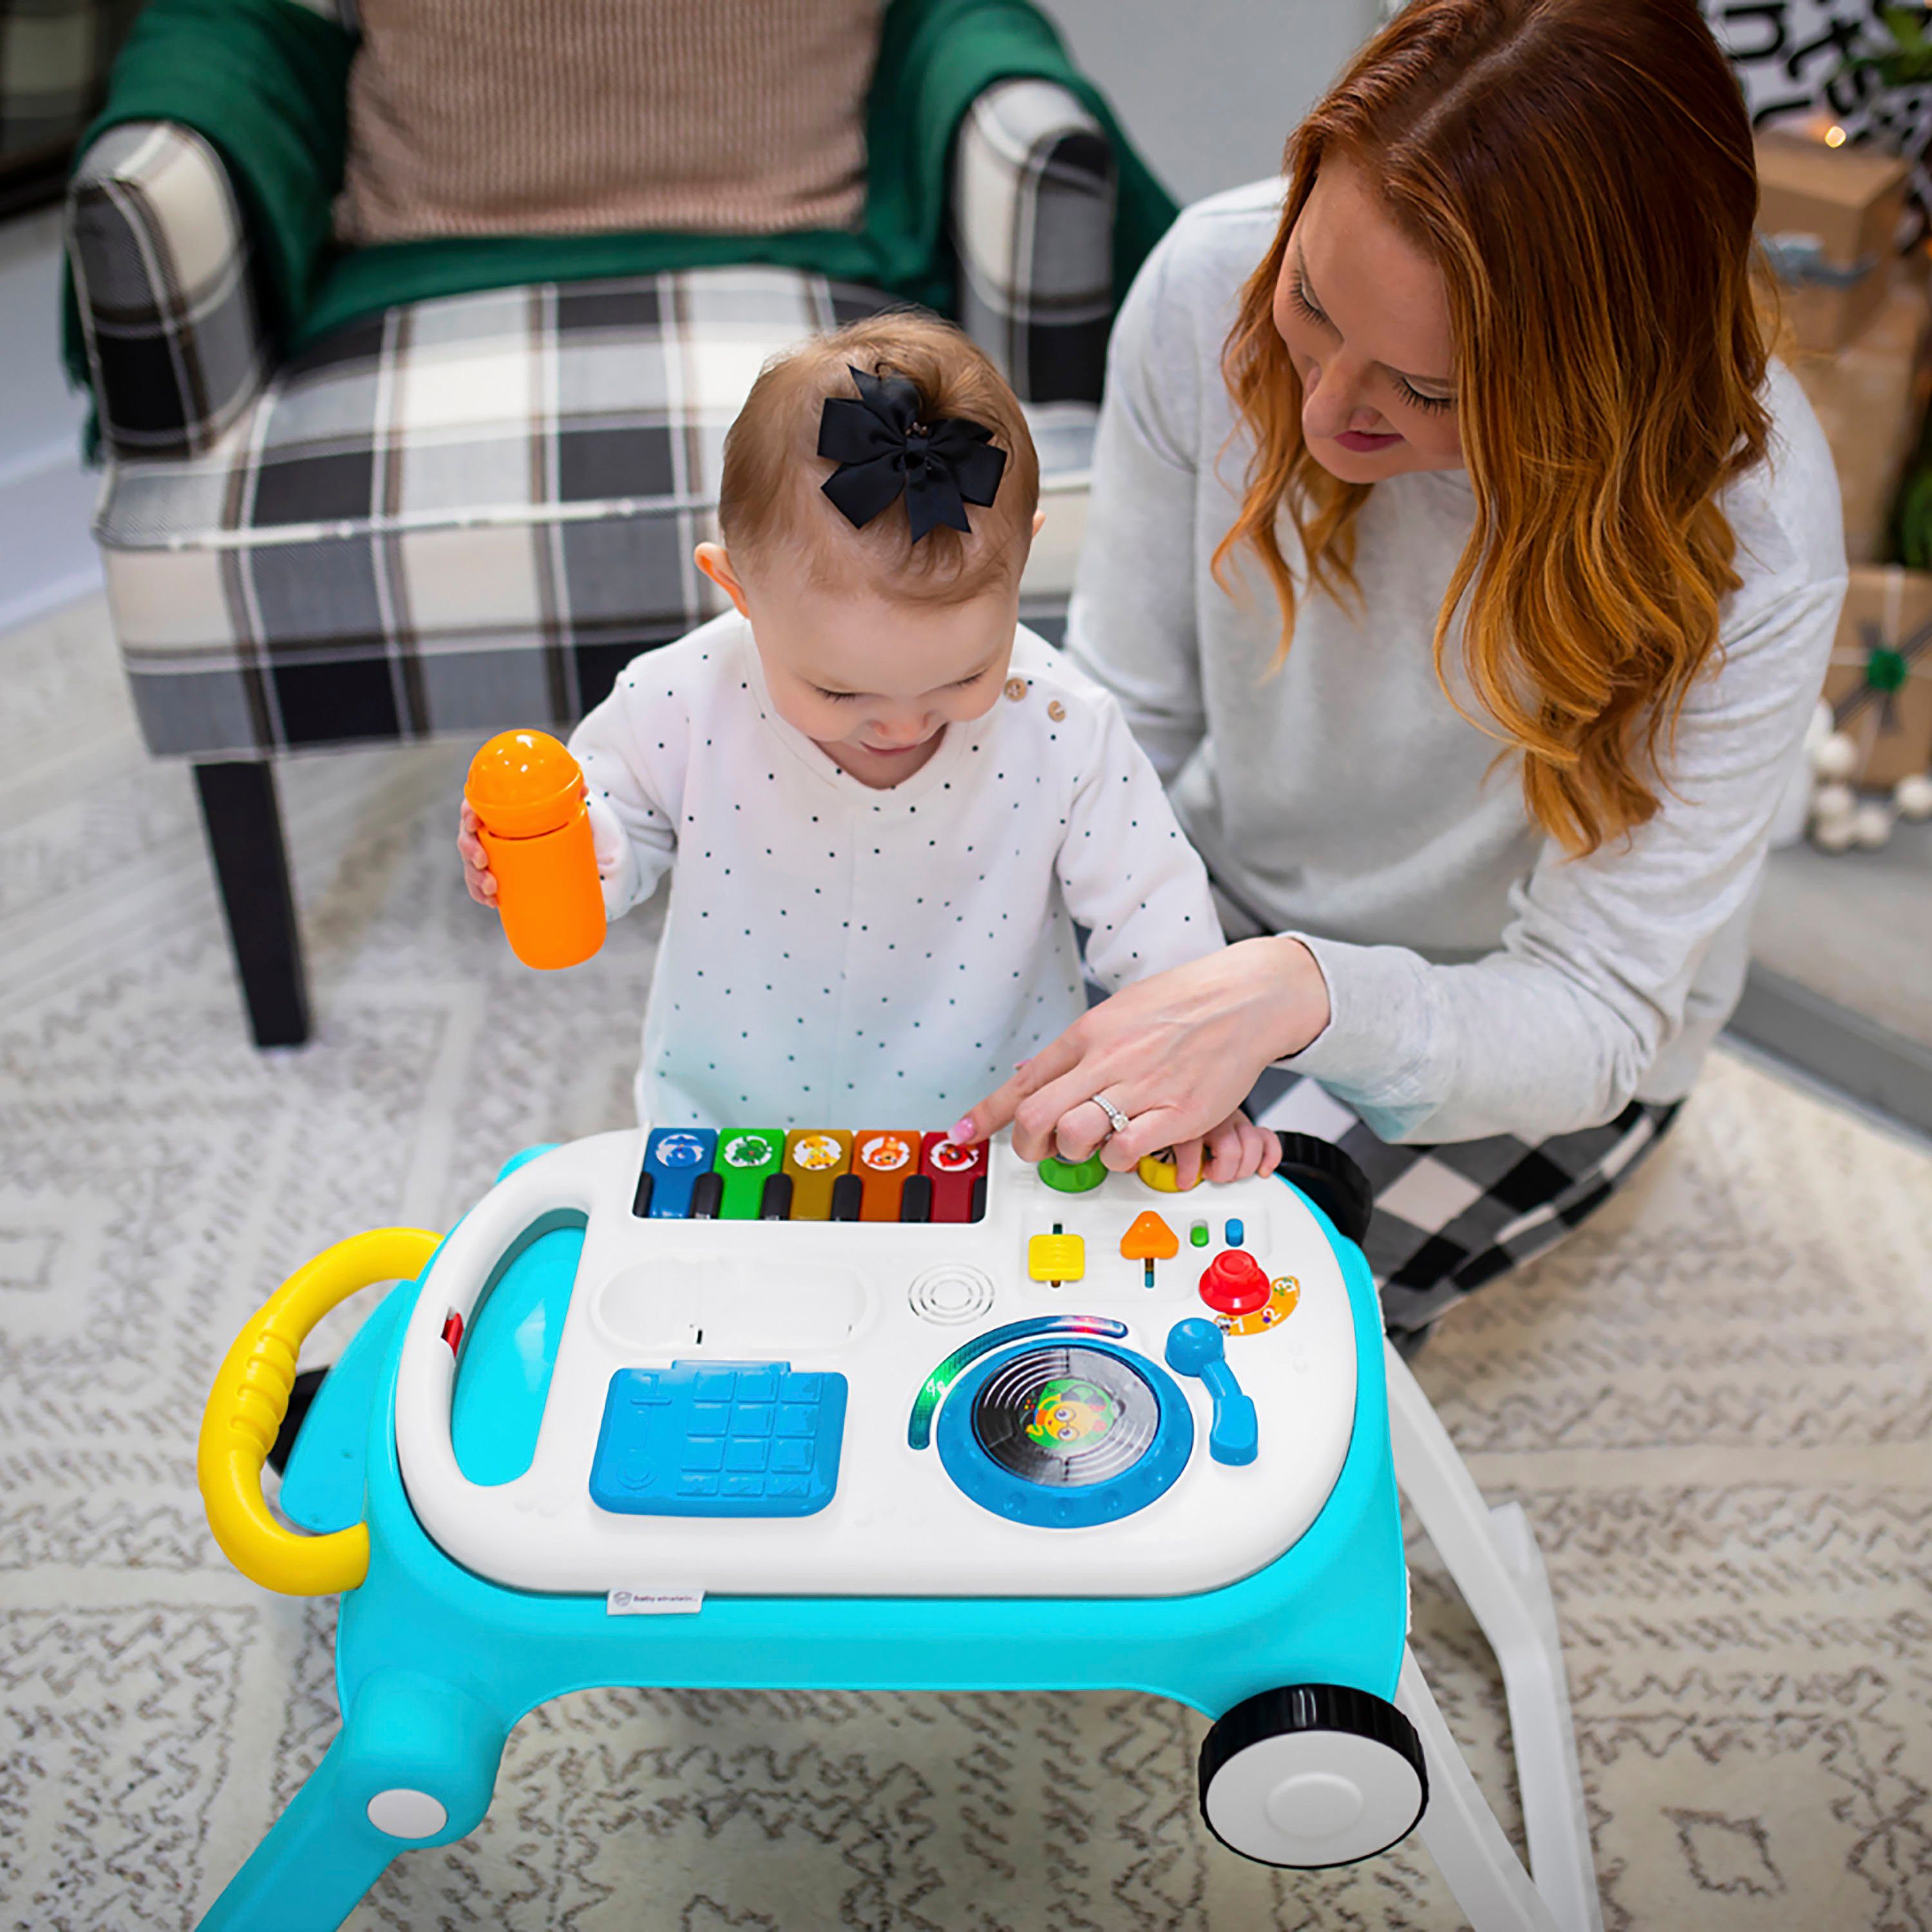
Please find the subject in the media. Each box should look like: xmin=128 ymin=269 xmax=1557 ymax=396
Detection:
xmin=62 ymin=0 xmax=1177 ymax=399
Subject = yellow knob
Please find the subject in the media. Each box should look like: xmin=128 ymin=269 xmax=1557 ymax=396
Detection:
xmin=1137 ymin=1150 xmax=1181 ymax=1193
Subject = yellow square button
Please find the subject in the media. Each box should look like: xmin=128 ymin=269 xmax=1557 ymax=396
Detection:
xmin=1027 ymin=1233 xmax=1085 ymax=1282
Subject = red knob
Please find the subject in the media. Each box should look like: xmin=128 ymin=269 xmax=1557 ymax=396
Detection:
xmin=1199 ymin=1249 xmax=1271 ymax=1316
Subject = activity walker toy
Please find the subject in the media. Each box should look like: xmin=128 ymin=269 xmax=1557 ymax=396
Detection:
xmin=197 ymin=1127 xmax=1604 ymax=1931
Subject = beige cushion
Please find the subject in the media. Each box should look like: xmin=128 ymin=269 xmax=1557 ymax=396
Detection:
xmin=336 ymin=0 xmax=883 ymax=245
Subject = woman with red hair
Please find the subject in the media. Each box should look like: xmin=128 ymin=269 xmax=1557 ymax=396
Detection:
xmin=962 ymin=0 xmax=1845 ymax=1340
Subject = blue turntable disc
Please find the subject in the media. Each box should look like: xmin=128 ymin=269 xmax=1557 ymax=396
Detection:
xmin=935 ymin=1341 xmax=1193 ymax=1528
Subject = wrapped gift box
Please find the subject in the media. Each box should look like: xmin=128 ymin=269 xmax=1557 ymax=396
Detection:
xmin=1825 ymin=566 xmax=1932 ymax=789
xmin=1757 ymin=131 xmax=1911 ymax=352
xmin=1782 ymin=268 xmax=1932 ymax=564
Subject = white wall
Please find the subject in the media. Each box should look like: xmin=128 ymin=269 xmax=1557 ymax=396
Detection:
xmin=1041 ymin=0 xmax=1380 ymax=207
xmin=0 ymin=207 xmax=102 ymax=633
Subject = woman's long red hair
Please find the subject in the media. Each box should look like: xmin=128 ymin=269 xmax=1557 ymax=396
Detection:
xmin=1215 ymin=0 xmax=1770 ymax=855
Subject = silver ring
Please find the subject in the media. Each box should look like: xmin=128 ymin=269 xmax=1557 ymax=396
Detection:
xmin=1085 ymin=1092 xmax=1131 ymax=1137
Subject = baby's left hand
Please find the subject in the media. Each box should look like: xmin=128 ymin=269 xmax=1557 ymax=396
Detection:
xmin=1168 ymin=1109 xmax=1281 ymax=1191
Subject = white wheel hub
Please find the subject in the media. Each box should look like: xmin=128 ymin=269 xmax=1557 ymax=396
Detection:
xmin=366 ymin=1787 xmax=448 ymax=1839
xmin=1204 ymin=1728 xmax=1424 ymax=1866
xmin=1266 ymin=1769 xmax=1364 ymax=1837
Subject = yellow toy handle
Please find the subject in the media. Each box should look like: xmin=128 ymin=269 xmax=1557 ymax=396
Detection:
xmin=197 ymin=1227 xmax=440 ymax=1596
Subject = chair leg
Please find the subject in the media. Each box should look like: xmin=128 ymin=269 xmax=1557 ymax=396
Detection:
xmin=193 ymin=761 xmax=311 ymax=1048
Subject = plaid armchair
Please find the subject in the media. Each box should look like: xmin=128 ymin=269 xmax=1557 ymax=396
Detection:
xmin=66 ymin=25 xmax=1124 ymax=1046
xmin=0 ymin=0 xmax=140 ymax=217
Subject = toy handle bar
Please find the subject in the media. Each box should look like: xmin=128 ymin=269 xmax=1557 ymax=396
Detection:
xmin=197 ymin=1228 xmax=440 ymax=1596
xmin=393 ymin=1145 xmax=601 ymax=1539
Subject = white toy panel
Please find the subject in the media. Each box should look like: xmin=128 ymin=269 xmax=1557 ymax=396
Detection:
xmin=393 ymin=1133 xmax=1358 ymax=1598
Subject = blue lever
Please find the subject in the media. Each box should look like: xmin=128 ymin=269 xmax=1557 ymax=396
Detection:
xmin=1163 ymin=1319 xmax=1258 ymax=1466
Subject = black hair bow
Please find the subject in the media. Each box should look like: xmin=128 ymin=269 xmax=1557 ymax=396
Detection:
xmin=818 ymin=366 xmax=1008 ymax=542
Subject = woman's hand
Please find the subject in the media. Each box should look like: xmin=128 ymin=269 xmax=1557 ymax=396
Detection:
xmin=457 ymin=800 xmax=499 ymax=908
xmin=955 ymin=936 xmax=1332 ymax=1176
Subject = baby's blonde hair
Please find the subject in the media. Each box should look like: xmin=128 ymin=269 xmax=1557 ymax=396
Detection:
xmin=718 ymin=314 xmax=1040 ymax=603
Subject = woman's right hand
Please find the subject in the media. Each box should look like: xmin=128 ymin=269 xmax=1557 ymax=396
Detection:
xmin=954 ymin=934 xmax=1332 ymax=1175
xmin=457 ymin=800 xmax=499 ymax=908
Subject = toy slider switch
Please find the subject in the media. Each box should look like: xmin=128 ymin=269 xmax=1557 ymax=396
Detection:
xmin=1121 ymin=1209 xmax=1180 ymax=1287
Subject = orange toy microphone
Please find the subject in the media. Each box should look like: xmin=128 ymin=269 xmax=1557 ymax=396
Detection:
xmin=464 ymin=730 xmax=605 ymax=971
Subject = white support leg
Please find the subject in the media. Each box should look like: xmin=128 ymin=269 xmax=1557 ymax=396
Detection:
xmin=1397 ymin=1649 xmax=1562 ymax=1932
xmin=1384 ymin=1340 xmax=1604 ymax=1932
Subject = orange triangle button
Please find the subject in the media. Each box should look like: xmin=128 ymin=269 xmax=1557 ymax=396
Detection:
xmin=1121 ymin=1210 xmax=1180 ymax=1261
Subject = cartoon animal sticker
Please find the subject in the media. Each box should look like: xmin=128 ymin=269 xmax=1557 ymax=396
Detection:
xmin=720 ymin=1133 xmax=775 ymax=1169
xmin=791 ymin=1133 xmax=844 ymax=1171
xmin=857 ymin=1133 xmax=913 ymax=1171
xmin=1025 ymin=1378 xmax=1119 ymax=1450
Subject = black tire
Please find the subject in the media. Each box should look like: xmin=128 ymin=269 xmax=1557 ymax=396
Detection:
xmin=1198 ymin=1683 xmax=1427 ymax=1868
xmin=1273 ymin=1133 xmax=1373 ymax=1247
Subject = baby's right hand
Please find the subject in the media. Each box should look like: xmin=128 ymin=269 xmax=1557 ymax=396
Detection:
xmin=457 ymin=799 xmax=499 ymax=909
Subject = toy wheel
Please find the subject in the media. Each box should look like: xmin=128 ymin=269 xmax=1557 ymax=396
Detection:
xmin=1198 ymin=1683 xmax=1426 ymax=1867
xmin=1273 ymin=1134 xmax=1373 ymax=1247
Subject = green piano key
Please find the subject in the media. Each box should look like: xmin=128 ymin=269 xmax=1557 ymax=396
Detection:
xmin=712 ymin=1128 xmax=786 ymax=1218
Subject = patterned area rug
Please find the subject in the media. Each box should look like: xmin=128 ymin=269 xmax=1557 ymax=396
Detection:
xmin=3 ymin=597 xmax=1929 ymax=1932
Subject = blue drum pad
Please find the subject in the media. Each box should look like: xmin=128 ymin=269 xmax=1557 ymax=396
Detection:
xmin=589 ymin=1361 xmax=848 ymax=1517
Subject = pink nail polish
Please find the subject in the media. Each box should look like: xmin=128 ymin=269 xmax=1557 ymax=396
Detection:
xmin=948 ymin=1116 xmax=975 ymax=1144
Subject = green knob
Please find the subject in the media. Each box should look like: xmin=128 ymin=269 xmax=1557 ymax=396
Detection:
xmin=1039 ymin=1153 xmax=1108 ymax=1193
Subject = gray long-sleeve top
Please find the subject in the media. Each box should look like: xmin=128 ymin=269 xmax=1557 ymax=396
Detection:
xmin=1065 ymin=180 xmax=1847 ymax=1144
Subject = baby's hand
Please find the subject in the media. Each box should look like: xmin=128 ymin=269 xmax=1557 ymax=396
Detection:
xmin=457 ymin=799 xmax=498 ymax=908
xmin=1168 ymin=1110 xmax=1282 ymax=1190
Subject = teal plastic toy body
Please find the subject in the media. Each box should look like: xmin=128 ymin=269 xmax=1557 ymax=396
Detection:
xmin=201 ymin=1142 xmax=1408 ymax=1930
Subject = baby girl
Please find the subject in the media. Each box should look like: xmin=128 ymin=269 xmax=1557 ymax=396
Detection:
xmin=460 ymin=313 xmax=1276 ymax=1183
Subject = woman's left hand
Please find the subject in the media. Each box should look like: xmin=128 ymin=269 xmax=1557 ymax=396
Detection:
xmin=1164 ymin=1109 xmax=1284 ymax=1191
xmin=954 ymin=936 xmax=1333 ymax=1176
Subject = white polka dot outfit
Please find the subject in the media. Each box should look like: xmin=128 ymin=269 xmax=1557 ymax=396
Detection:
xmin=571 ymin=614 xmax=1224 ymax=1128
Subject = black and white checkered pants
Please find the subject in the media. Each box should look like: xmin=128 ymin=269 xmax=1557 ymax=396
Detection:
xmin=1247 ymin=1066 xmax=1681 ymax=1340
